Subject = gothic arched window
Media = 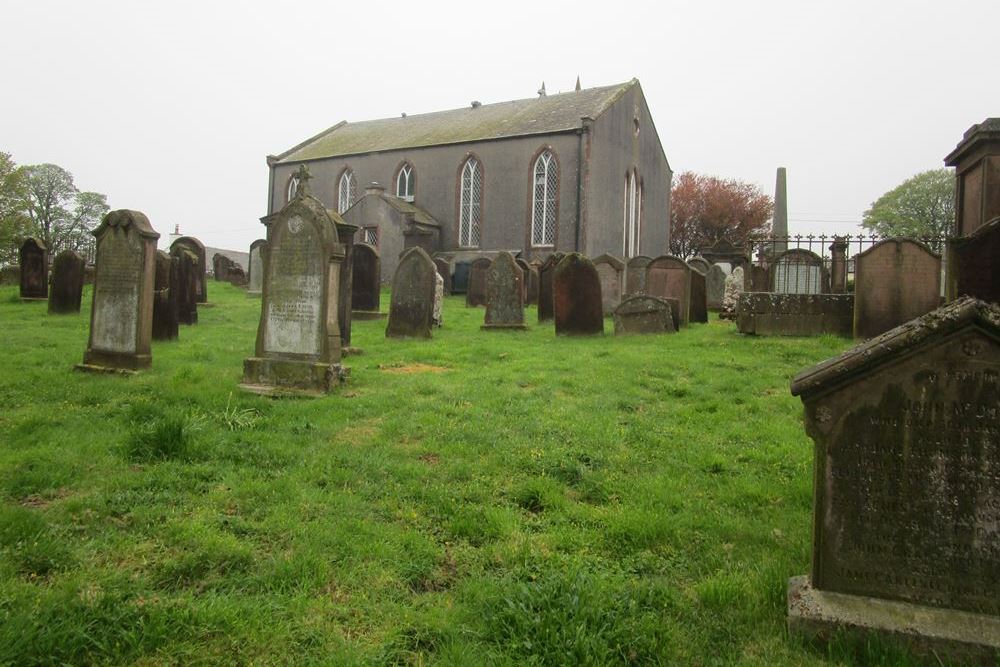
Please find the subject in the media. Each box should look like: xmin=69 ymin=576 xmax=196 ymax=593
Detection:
xmin=338 ymin=169 xmax=356 ymax=213
xmin=396 ymin=163 xmax=414 ymax=201
xmin=623 ymin=169 xmax=642 ymax=257
xmin=458 ymin=157 xmax=482 ymax=247
xmin=530 ymin=150 xmax=558 ymax=247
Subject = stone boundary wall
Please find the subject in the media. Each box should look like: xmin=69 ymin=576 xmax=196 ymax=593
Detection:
xmin=736 ymin=292 xmax=853 ymax=336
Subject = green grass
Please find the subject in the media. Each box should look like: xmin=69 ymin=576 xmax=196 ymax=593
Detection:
xmin=0 ymin=282 xmax=930 ymax=665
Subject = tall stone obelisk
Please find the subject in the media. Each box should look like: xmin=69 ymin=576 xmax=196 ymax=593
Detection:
xmin=773 ymin=167 xmax=788 ymax=253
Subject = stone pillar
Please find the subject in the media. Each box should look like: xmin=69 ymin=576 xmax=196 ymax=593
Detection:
xmin=773 ymin=167 xmax=788 ymax=254
xmin=944 ymin=118 xmax=1000 ymax=237
xmin=829 ymin=237 xmax=848 ymax=293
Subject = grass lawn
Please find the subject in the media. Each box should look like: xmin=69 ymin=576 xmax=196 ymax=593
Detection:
xmin=0 ymin=282 xmax=924 ymax=665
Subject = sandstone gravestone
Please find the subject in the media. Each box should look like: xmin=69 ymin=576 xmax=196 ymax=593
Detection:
xmin=947 ymin=216 xmax=1000 ymax=305
xmin=854 ymin=238 xmax=941 ymax=339
xmin=646 ymin=255 xmax=691 ymax=327
xmin=787 ymin=297 xmax=1000 ymax=662
xmin=152 ymin=250 xmax=179 ymax=341
xmin=483 ymin=251 xmax=526 ymax=330
xmin=386 ymin=246 xmax=436 ymax=339
xmin=688 ymin=263 xmax=709 ymax=323
xmin=78 ymin=210 xmax=159 ymax=372
xmin=553 ymin=253 xmax=603 ymax=335
xmin=351 ymin=243 xmax=383 ymax=319
xmin=537 ymin=252 xmax=565 ymax=322
xmin=613 ymin=295 xmax=677 ymax=335
xmin=48 ymin=250 xmax=84 ymax=314
xmin=466 ymin=257 xmax=491 ymax=307
xmin=625 ymin=255 xmax=652 ymax=295
xmin=241 ymin=170 xmax=346 ymax=396
xmin=433 ymin=257 xmax=452 ymax=295
xmin=247 ymin=239 xmax=265 ymax=296
xmin=433 ymin=272 xmax=444 ymax=327
xmin=706 ymin=264 xmax=727 ymax=310
xmin=19 ymin=237 xmax=48 ymax=300
xmin=174 ymin=249 xmax=199 ymax=325
xmin=170 ymin=236 xmax=207 ymax=303
xmin=771 ymin=248 xmax=828 ymax=294
xmin=593 ymin=253 xmax=625 ymax=315
xmin=720 ymin=266 xmax=744 ymax=320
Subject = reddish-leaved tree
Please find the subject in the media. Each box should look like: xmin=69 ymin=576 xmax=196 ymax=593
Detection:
xmin=669 ymin=172 xmax=773 ymax=258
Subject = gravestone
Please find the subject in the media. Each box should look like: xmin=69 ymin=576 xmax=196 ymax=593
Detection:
xmin=169 ymin=236 xmax=207 ymax=303
xmin=213 ymin=253 xmax=239 ymax=282
xmin=433 ymin=272 xmax=444 ymax=327
xmin=483 ymin=251 xmax=526 ymax=330
xmin=750 ymin=265 xmax=769 ymax=292
xmin=854 ymin=238 xmax=941 ymax=339
xmin=771 ymin=248 xmax=828 ymax=294
xmin=593 ymin=253 xmax=625 ymax=315
xmin=78 ymin=210 xmax=159 ymax=372
xmin=613 ymin=295 xmax=677 ymax=335
xmin=947 ymin=216 xmax=1000 ymax=305
xmin=720 ymin=266 xmax=744 ymax=320
xmin=515 ymin=258 xmax=531 ymax=302
xmin=687 ymin=256 xmax=710 ymax=275
xmin=386 ymin=246 xmax=436 ymax=339
xmin=646 ymin=255 xmax=691 ymax=327
xmin=174 ymin=249 xmax=199 ymax=325
xmin=788 ymin=297 xmax=1000 ymax=662
xmin=240 ymin=168 xmax=346 ymax=396
xmin=48 ymin=250 xmax=84 ymax=314
xmin=626 ymin=255 xmax=652 ymax=295
xmin=553 ymin=253 xmax=603 ymax=335
xmin=466 ymin=256 xmax=491 ymax=307
xmin=526 ymin=260 xmax=541 ymax=305
xmin=737 ymin=293 xmax=853 ymax=336
xmin=351 ymin=243 xmax=383 ymax=319
xmin=706 ymin=264 xmax=727 ymax=310
xmin=433 ymin=257 xmax=452 ymax=295
xmin=247 ymin=239 xmax=265 ymax=296
xmin=537 ymin=252 xmax=565 ymax=322
xmin=688 ymin=263 xmax=709 ymax=323
xmin=152 ymin=250 xmax=179 ymax=341
xmin=19 ymin=237 xmax=48 ymax=300
xmin=452 ymin=260 xmax=470 ymax=294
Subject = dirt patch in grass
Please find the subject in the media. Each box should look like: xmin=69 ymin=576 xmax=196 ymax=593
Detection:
xmin=333 ymin=420 xmax=381 ymax=444
xmin=19 ymin=488 xmax=71 ymax=508
xmin=378 ymin=363 xmax=448 ymax=374
xmin=418 ymin=453 xmax=441 ymax=465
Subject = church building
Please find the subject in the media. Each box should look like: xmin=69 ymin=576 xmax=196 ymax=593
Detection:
xmin=266 ymin=79 xmax=671 ymax=277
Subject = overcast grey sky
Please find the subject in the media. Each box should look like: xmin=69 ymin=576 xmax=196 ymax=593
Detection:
xmin=2 ymin=0 xmax=997 ymax=251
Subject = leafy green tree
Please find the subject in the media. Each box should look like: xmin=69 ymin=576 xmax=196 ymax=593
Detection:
xmin=20 ymin=163 xmax=108 ymax=259
xmin=862 ymin=169 xmax=954 ymax=243
xmin=0 ymin=151 xmax=30 ymax=265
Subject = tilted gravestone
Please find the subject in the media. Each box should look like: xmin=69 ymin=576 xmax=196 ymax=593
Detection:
xmin=947 ymin=216 xmax=1000 ymax=305
xmin=593 ymin=253 xmax=625 ymax=315
xmin=706 ymin=264 xmax=727 ymax=310
xmin=646 ymin=255 xmax=691 ymax=327
xmin=19 ymin=237 xmax=48 ymax=300
xmin=433 ymin=257 xmax=452 ymax=296
xmin=688 ymin=263 xmax=709 ymax=323
xmin=537 ymin=252 xmax=565 ymax=322
xmin=247 ymin=239 xmax=265 ymax=296
xmin=720 ymin=266 xmax=744 ymax=320
xmin=771 ymin=248 xmax=829 ymax=294
xmin=466 ymin=256 xmax=491 ymax=307
xmin=78 ymin=210 xmax=159 ymax=372
xmin=553 ymin=253 xmax=603 ymax=335
xmin=483 ymin=251 xmax=526 ymax=330
xmin=625 ymin=255 xmax=652 ymax=295
xmin=854 ymin=238 xmax=941 ymax=339
xmin=48 ymin=250 xmax=84 ymax=314
xmin=433 ymin=272 xmax=444 ymax=327
xmin=173 ymin=249 xmax=199 ymax=325
xmin=386 ymin=246 xmax=436 ymax=339
xmin=613 ymin=295 xmax=677 ymax=335
xmin=169 ymin=236 xmax=207 ymax=303
xmin=152 ymin=250 xmax=179 ymax=341
xmin=351 ymin=243 xmax=383 ymax=319
xmin=787 ymin=297 xmax=1000 ymax=662
xmin=241 ymin=170 xmax=346 ymax=396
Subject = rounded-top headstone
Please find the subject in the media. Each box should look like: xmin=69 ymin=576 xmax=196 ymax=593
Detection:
xmin=351 ymin=242 xmax=381 ymax=313
xmin=483 ymin=251 xmax=526 ymax=330
xmin=613 ymin=295 xmax=677 ymax=335
xmin=48 ymin=250 xmax=84 ymax=314
xmin=466 ymin=256 xmax=492 ymax=307
xmin=553 ymin=253 xmax=603 ymax=335
xmin=386 ymin=246 xmax=436 ymax=339
xmin=19 ymin=237 xmax=48 ymax=300
xmin=170 ymin=236 xmax=207 ymax=303
xmin=537 ymin=251 xmax=566 ymax=322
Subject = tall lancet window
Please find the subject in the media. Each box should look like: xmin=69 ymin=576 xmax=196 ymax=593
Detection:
xmin=286 ymin=175 xmax=299 ymax=202
xmin=459 ymin=157 xmax=482 ymax=247
xmin=623 ymin=169 xmax=641 ymax=258
xmin=531 ymin=150 xmax=558 ymax=247
xmin=396 ymin=163 xmax=414 ymax=201
xmin=338 ymin=169 xmax=356 ymax=213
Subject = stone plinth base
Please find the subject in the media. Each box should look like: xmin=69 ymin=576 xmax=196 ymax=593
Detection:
xmin=737 ymin=293 xmax=853 ymax=336
xmin=787 ymin=576 xmax=1000 ymax=664
xmin=80 ymin=348 xmax=151 ymax=372
xmin=240 ymin=357 xmax=345 ymax=397
xmin=351 ymin=310 xmax=386 ymax=320
xmin=481 ymin=323 xmax=527 ymax=331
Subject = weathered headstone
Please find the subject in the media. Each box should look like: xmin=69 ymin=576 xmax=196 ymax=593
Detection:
xmin=174 ymin=249 xmax=199 ymax=325
xmin=213 ymin=253 xmax=238 ymax=282
xmin=48 ymin=250 xmax=84 ymax=314
xmin=351 ymin=243 xmax=383 ymax=319
xmin=688 ymin=263 xmax=709 ymax=323
xmin=537 ymin=252 xmax=565 ymax=322
xmin=947 ymin=216 xmax=1000 ymax=305
xmin=646 ymin=255 xmax=691 ymax=326
xmin=737 ymin=293 xmax=852 ymax=336
xmin=613 ymin=295 xmax=677 ymax=335
xmin=593 ymin=253 xmax=625 ymax=315
xmin=483 ymin=251 xmax=526 ymax=330
xmin=152 ymin=250 xmax=179 ymax=341
xmin=78 ymin=210 xmax=159 ymax=372
xmin=626 ymin=255 xmax=652 ymax=295
xmin=854 ymin=238 xmax=942 ymax=339
xmin=771 ymin=248 xmax=828 ymax=294
xmin=247 ymin=239 xmax=265 ymax=296
xmin=169 ymin=236 xmax=207 ymax=303
xmin=466 ymin=256 xmax=491 ymax=307
xmin=433 ymin=257 xmax=452 ymax=296
xmin=526 ymin=260 xmax=541 ymax=305
xmin=706 ymin=264 xmax=727 ymax=310
xmin=687 ymin=256 xmax=710 ymax=275
xmin=750 ymin=265 xmax=769 ymax=292
xmin=433 ymin=272 xmax=444 ymax=327
xmin=452 ymin=260 xmax=470 ymax=294
xmin=387 ymin=246 xmax=436 ymax=339
xmin=19 ymin=237 xmax=48 ymax=300
xmin=720 ymin=266 xmax=744 ymax=320
xmin=788 ymin=297 xmax=1000 ymax=662
xmin=553 ymin=253 xmax=603 ymax=335
xmin=240 ymin=169 xmax=346 ymax=396
xmin=515 ymin=258 xmax=531 ymax=302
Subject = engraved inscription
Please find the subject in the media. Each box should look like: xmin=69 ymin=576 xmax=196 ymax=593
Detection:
xmin=92 ymin=228 xmax=141 ymax=353
xmin=263 ymin=216 xmax=323 ymax=356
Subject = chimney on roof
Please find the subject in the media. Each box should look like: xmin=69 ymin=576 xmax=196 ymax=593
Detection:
xmin=470 ymin=100 xmax=481 ymax=109
xmin=401 ymin=112 xmax=407 ymax=118
xmin=538 ymin=82 xmax=547 ymax=98
xmin=366 ymin=181 xmax=386 ymax=196
xmin=575 ymin=76 xmax=581 ymax=92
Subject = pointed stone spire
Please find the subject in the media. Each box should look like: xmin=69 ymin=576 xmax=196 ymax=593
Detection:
xmin=537 ymin=81 xmax=546 ymax=98
xmin=575 ymin=76 xmax=581 ymax=91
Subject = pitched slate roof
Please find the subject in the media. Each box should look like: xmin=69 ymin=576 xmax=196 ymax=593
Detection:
xmin=276 ymin=81 xmax=637 ymax=164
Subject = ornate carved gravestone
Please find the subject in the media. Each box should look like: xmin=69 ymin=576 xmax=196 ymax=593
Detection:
xmin=247 ymin=239 xmax=265 ymax=296
xmin=771 ymin=248 xmax=829 ymax=294
xmin=688 ymin=263 xmax=709 ymax=323
xmin=854 ymin=238 xmax=941 ymax=339
xmin=240 ymin=169 xmax=346 ymax=396
xmin=947 ymin=216 xmax=1000 ymax=305
xmin=466 ymin=256 xmax=491 ymax=307
xmin=613 ymin=295 xmax=677 ymax=335
xmin=351 ymin=243 xmax=383 ymax=320
xmin=433 ymin=257 xmax=452 ymax=296
xmin=152 ymin=250 xmax=179 ymax=341
xmin=19 ymin=237 xmax=48 ymax=300
xmin=787 ymin=298 xmax=1000 ymax=662
xmin=78 ymin=210 xmax=159 ymax=372
xmin=720 ymin=266 xmax=744 ymax=320
xmin=646 ymin=255 xmax=691 ymax=327
xmin=537 ymin=252 xmax=565 ymax=323
xmin=386 ymin=246 xmax=436 ymax=339
xmin=170 ymin=236 xmax=207 ymax=303
xmin=483 ymin=251 xmax=526 ymax=330
xmin=553 ymin=253 xmax=603 ymax=335
xmin=48 ymin=250 xmax=84 ymax=314
xmin=593 ymin=253 xmax=625 ymax=315
xmin=706 ymin=264 xmax=727 ymax=310
xmin=173 ymin=249 xmax=199 ymax=325
xmin=625 ymin=255 xmax=652 ymax=295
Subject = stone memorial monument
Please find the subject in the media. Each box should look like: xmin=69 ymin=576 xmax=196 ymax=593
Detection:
xmin=626 ymin=255 xmax=652 ymax=295
xmin=613 ymin=295 xmax=677 ymax=335
xmin=483 ymin=251 xmax=526 ymax=330
xmin=720 ymin=266 xmax=744 ymax=320
xmin=351 ymin=243 xmax=383 ymax=320
xmin=553 ymin=253 xmax=603 ymax=335
xmin=853 ymin=238 xmax=941 ymax=339
xmin=706 ymin=264 xmax=727 ymax=310
xmin=646 ymin=255 xmax=691 ymax=327
xmin=433 ymin=257 xmax=452 ymax=296
xmin=48 ymin=250 xmax=84 ymax=314
xmin=466 ymin=256 xmax=491 ymax=307
xmin=688 ymin=263 xmax=709 ymax=323
xmin=433 ymin=272 xmax=444 ymax=327
xmin=19 ymin=237 xmax=48 ymax=300
xmin=152 ymin=250 xmax=179 ymax=341
xmin=947 ymin=217 xmax=1000 ymax=305
xmin=687 ymin=256 xmax=710 ymax=275
xmin=537 ymin=252 xmax=565 ymax=323
xmin=386 ymin=246 xmax=436 ymax=339
xmin=173 ymin=249 xmax=199 ymax=325
xmin=170 ymin=236 xmax=207 ymax=303
xmin=593 ymin=253 xmax=625 ymax=315
xmin=771 ymin=248 xmax=828 ymax=295
xmin=247 ymin=239 xmax=265 ymax=296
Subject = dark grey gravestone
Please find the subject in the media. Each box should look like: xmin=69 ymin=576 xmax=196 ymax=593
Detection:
xmin=174 ymin=249 xmax=199 ymax=325
xmin=452 ymin=260 xmax=470 ymax=294
xmin=593 ymin=253 xmax=625 ymax=315
xmin=48 ymin=250 xmax=84 ymax=314
xmin=553 ymin=253 xmax=603 ymax=335
xmin=170 ymin=236 xmax=207 ymax=303
xmin=706 ymin=264 xmax=727 ymax=310
xmin=351 ymin=243 xmax=382 ymax=318
xmin=515 ymin=258 xmax=531 ymax=303
xmin=626 ymin=255 xmax=652 ymax=295
xmin=387 ymin=246 xmax=436 ymax=339
xmin=466 ymin=257 xmax=491 ymax=307
xmin=688 ymin=264 xmax=709 ymax=323
xmin=613 ymin=295 xmax=677 ymax=335
xmin=152 ymin=250 xmax=178 ymax=341
xmin=537 ymin=252 xmax=565 ymax=323
xmin=247 ymin=239 xmax=265 ymax=296
xmin=19 ymin=237 xmax=48 ymax=300
xmin=434 ymin=257 xmax=452 ymax=296
xmin=483 ymin=251 xmax=526 ymax=330
xmin=787 ymin=297 xmax=1000 ymax=662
